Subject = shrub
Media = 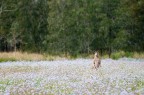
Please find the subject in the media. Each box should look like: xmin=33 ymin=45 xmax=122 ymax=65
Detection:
xmin=111 ymin=51 xmax=125 ymax=60
xmin=125 ymin=52 xmax=133 ymax=58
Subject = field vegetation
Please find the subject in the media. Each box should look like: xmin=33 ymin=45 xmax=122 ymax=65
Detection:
xmin=0 ymin=52 xmax=68 ymax=62
xmin=0 ymin=51 xmax=144 ymax=62
xmin=0 ymin=59 xmax=144 ymax=95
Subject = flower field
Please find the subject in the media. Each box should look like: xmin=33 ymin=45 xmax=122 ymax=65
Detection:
xmin=0 ymin=58 xmax=144 ymax=95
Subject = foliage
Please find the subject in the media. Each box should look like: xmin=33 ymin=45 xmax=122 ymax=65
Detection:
xmin=111 ymin=51 xmax=125 ymax=60
xmin=0 ymin=0 xmax=144 ymax=57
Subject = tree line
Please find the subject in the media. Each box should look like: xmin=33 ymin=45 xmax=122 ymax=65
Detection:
xmin=0 ymin=0 xmax=144 ymax=57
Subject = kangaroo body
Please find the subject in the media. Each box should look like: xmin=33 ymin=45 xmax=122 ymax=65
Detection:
xmin=93 ymin=52 xmax=101 ymax=69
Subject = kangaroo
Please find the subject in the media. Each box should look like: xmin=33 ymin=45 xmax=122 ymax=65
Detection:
xmin=93 ymin=52 xmax=101 ymax=69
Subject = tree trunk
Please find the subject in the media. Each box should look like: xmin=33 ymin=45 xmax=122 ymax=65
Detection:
xmin=100 ymin=49 xmax=103 ymax=56
xmin=108 ymin=47 xmax=111 ymax=58
xmin=13 ymin=34 xmax=16 ymax=52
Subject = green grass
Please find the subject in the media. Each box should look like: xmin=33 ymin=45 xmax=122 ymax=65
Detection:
xmin=136 ymin=80 xmax=144 ymax=89
xmin=0 ymin=58 xmax=16 ymax=62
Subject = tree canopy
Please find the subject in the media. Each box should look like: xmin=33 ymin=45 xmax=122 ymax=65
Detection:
xmin=0 ymin=0 xmax=144 ymax=56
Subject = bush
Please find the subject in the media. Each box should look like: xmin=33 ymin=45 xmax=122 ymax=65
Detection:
xmin=125 ymin=52 xmax=133 ymax=58
xmin=111 ymin=51 xmax=125 ymax=60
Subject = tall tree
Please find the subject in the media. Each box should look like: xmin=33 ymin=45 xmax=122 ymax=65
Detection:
xmin=18 ymin=0 xmax=49 ymax=52
xmin=99 ymin=0 xmax=120 ymax=57
xmin=0 ymin=0 xmax=19 ymax=51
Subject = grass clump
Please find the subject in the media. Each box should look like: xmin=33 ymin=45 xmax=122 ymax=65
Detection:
xmin=136 ymin=80 xmax=144 ymax=89
xmin=0 ymin=58 xmax=16 ymax=62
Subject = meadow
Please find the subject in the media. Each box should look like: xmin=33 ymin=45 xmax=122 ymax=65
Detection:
xmin=0 ymin=58 xmax=144 ymax=95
